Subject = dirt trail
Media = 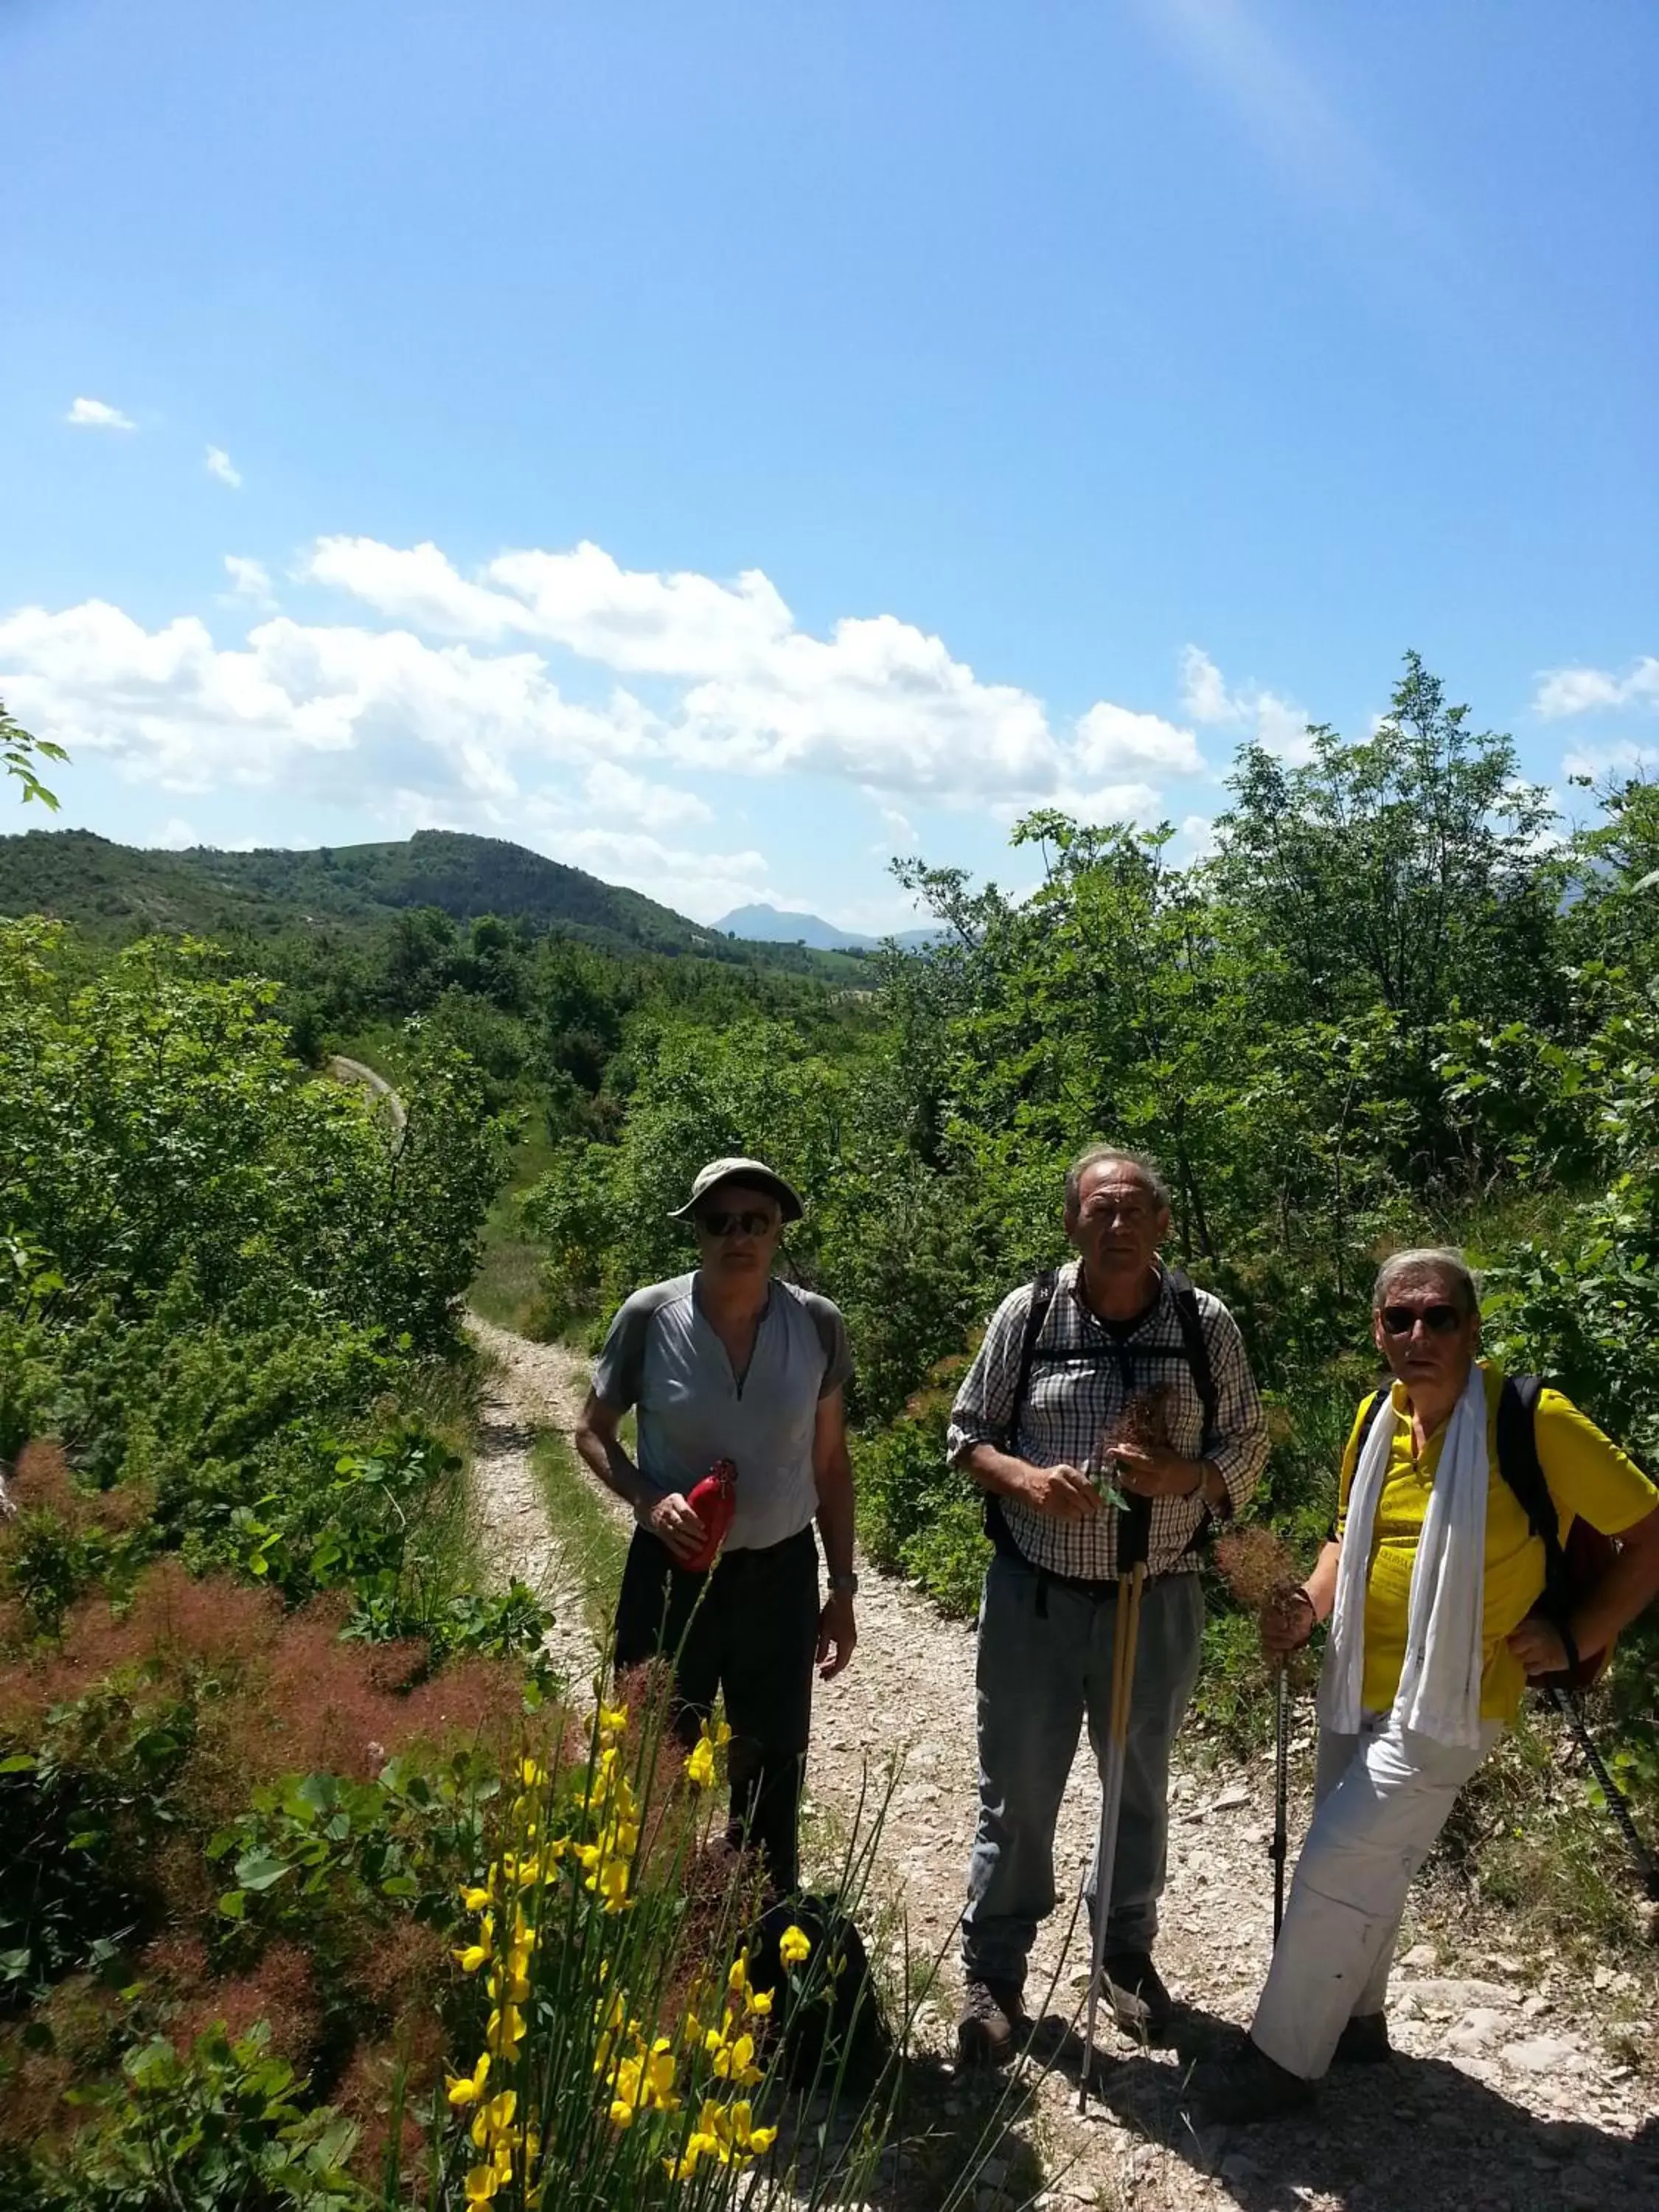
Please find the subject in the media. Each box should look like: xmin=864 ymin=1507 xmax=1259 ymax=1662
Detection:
xmin=465 ymin=1315 xmax=604 ymax=1690
xmin=471 ymin=1319 xmax=1659 ymax=2212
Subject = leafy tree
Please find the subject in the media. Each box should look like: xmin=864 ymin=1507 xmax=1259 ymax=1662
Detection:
xmin=1211 ymin=652 xmax=1556 ymax=1040
xmin=2 ymin=698 xmax=68 ymax=811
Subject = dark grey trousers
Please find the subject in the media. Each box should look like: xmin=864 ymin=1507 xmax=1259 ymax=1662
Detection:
xmin=960 ymin=1548 xmax=1205 ymax=1984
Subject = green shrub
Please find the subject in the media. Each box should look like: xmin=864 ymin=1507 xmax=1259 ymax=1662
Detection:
xmin=27 ymin=2021 xmax=364 ymax=2211
xmin=855 ymin=1397 xmax=988 ymax=1619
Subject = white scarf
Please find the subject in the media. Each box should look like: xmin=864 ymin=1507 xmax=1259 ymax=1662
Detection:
xmin=1318 ymin=1359 xmax=1490 ymax=1750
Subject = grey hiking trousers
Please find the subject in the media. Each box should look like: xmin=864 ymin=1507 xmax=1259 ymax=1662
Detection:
xmin=961 ymin=1548 xmax=1205 ymax=1986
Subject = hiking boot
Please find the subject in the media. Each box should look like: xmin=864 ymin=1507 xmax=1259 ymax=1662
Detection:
xmin=1102 ymin=1949 xmax=1173 ymax=2038
xmin=956 ymin=1976 xmax=1026 ymax=2067
xmin=1189 ymin=2038 xmax=1317 ymax=2126
xmin=1334 ymin=2011 xmax=1391 ymax=2065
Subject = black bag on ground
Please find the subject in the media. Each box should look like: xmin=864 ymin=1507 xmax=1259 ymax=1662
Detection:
xmin=743 ymin=1893 xmax=887 ymax=2086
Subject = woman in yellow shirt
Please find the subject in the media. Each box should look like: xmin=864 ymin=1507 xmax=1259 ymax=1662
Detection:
xmin=1194 ymin=1248 xmax=1659 ymax=2126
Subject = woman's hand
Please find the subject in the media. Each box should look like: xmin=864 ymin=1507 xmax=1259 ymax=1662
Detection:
xmin=640 ymin=1489 xmax=706 ymax=1565
xmin=816 ymin=1590 xmax=857 ymax=1679
xmin=1261 ymin=1584 xmax=1316 ymax=1658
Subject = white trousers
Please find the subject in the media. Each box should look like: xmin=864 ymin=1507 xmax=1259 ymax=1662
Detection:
xmin=1251 ymin=1707 xmax=1504 ymax=2080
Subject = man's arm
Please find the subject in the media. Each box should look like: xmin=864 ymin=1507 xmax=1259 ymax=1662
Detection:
xmin=813 ymin=1388 xmax=857 ymax=1678
xmin=948 ymin=1287 xmax=1102 ymax=1522
xmin=1508 ymin=1504 xmax=1659 ymax=1676
xmin=1261 ymin=1537 xmax=1342 ymax=1655
xmin=573 ymin=1389 xmax=703 ymax=1565
xmin=958 ymin=1439 xmax=1103 ymax=1520
xmin=1115 ymin=1301 xmax=1268 ymax=1517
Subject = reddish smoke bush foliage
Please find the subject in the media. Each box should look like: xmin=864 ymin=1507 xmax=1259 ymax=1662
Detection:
xmin=1213 ymin=1524 xmax=1301 ymax=1611
xmin=347 ymin=1918 xmax=450 ymax=2024
xmin=5 ymin=1440 xmax=150 ymax=1534
xmin=335 ymin=2029 xmax=439 ymax=2188
xmin=139 ymin=1931 xmax=212 ymax=1994
xmin=0 ymin=2042 xmax=74 ymax=2152
xmin=171 ymin=1940 xmax=322 ymax=2067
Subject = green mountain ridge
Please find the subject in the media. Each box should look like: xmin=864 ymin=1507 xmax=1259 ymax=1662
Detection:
xmin=0 ymin=826 xmax=861 ymax=976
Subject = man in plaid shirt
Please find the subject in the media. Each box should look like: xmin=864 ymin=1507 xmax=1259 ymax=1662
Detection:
xmin=950 ymin=1146 xmax=1268 ymax=2064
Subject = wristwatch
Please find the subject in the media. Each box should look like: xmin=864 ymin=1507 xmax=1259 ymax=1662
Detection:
xmin=827 ymin=1570 xmax=859 ymax=1596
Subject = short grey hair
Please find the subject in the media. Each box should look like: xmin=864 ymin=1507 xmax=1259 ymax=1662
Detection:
xmin=1373 ymin=1247 xmax=1481 ymax=1319
xmin=1064 ymin=1145 xmax=1171 ymax=1217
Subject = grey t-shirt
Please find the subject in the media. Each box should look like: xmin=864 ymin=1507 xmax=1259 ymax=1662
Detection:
xmin=593 ymin=1273 xmax=853 ymax=1553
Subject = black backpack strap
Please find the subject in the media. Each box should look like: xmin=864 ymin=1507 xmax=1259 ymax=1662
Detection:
xmin=1163 ymin=1268 xmax=1218 ymax=1560
xmin=984 ymin=1269 xmax=1060 ymax=1571
xmin=1004 ymin=1267 xmax=1060 ymax=1448
xmin=1494 ymin=1373 xmax=1579 ymax=1676
xmin=1163 ymin=1268 xmax=1218 ymax=1439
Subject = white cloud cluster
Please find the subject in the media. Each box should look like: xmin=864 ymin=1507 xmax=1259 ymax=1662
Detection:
xmin=222 ymin=555 xmax=276 ymax=607
xmin=1179 ymin=644 xmax=1312 ymax=763
xmin=1 ymin=535 xmax=1221 ymax=917
xmin=206 ymin=445 xmax=243 ymax=490
xmin=305 ymin=535 xmax=1206 ymax=806
xmin=66 ymin=397 xmax=135 ymax=431
xmin=1534 ymin=658 xmax=1659 ymax=720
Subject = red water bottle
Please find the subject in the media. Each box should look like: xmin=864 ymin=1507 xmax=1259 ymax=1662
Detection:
xmin=681 ymin=1459 xmax=737 ymax=1573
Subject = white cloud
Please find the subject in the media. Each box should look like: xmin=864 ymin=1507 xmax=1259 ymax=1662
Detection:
xmin=309 ymin=534 xmax=1202 ymax=807
xmin=0 ymin=599 xmax=650 ymax=804
xmin=1174 ymin=813 xmax=1218 ymax=863
xmin=1 ymin=541 xmax=1227 ymax=888
xmin=205 ymin=446 xmax=243 ymax=490
xmin=1179 ymin=645 xmax=1234 ymax=726
xmin=1561 ymin=740 xmax=1659 ymax=785
xmin=1179 ymin=644 xmax=1312 ymax=764
xmin=222 ymin=555 xmax=275 ymax=607
xmin=535 ymin=821 xmax=775 ymax=925
xmin=66 ymin=396 xmax=135 ymax=431
xmin=153 ymin=817 xmax=199 ymax=849
xmin=1074 ymin=701 xmax=1204 ymax=777
xmin=582 ymin=760 xmax=712 ymax=830
xmin=1046 ymin=779 xmax=1165 ymax=827
xmin=1535 ymin=658 xmax=1659 ymax=720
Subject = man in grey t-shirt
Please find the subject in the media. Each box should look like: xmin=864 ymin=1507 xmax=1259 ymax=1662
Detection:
xmin=574 ymin=1156 xmax=858 ymax=1896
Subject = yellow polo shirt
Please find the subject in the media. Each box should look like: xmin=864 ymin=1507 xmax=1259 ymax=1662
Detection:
xmin=1335 ymin=1362 xmax=1657 ymax=1722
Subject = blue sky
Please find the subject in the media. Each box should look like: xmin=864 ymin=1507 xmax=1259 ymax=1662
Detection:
xmin=3 ymin=0 xmax=1656 ymax=928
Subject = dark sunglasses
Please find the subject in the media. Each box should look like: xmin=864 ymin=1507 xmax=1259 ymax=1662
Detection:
xmin=1380 ymin=1303 xmax=1464 ymax=1338
xmin=698 ymin=1209 xmax=776 ymax=1239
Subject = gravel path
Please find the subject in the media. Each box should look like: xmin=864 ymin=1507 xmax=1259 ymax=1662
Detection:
xmin=470 ymin=1318 xmax=1659 ymax=2212
xmin=465 ymin=1314 xmax=605 ymax=1690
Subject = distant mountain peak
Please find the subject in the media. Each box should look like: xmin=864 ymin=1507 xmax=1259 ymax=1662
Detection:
xmin=712 ymin=901 xmax=938 ymax=952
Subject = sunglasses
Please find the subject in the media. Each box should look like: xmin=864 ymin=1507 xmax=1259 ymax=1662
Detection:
xmin=698 ymin=1209 xmax=776 ymax=1239
xmin=1380 ymin=1303 xmax=1464 ymax=1338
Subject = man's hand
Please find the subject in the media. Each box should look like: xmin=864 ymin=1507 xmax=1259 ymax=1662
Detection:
xmin=1261 ymin=1584 xmax=1316 ymax=1658
xmin=1506 ymin=1613 xmax=1571 ymax=1678
xmin=640 ymin=1489 xmax=707 ymax=1565
xmin=1113 ymin=1441 xmax=1204 ymax=1500
xmin=817 ymin=1590 xmax=857 ymax=1679
xmin=1020 ymin=1462 xmax=1102 ymax=1520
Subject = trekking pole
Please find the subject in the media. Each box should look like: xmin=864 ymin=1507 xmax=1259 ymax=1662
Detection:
xmin=1079 ymin=1495 xmax=1152 ymax=2113
xmin=1270 ymin=1660 xmax=1290 ymax=1942
xmin=1548 ymin=1686 xmax=1659 ymax=1901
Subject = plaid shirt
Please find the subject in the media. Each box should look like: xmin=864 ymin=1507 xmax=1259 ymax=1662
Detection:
xmin=947 ymin=1259 xmax=1268 ymax=1579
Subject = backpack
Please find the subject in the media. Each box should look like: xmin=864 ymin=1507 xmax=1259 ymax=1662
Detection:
xmin=742 ymin=1893 xmax=886 ymax=2089
xmin=1350 ymin=1373 xmax=1620 ymax=1690
xmin=985 ymin=1265 xmax=1220 ymax=1580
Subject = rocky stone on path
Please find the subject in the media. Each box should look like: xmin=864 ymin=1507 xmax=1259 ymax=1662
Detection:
xmin=1445 ymin=2006 xmax=1511 ymax=2054
xmin=1408 ymin=1976 xmax=1519 ymax=2010
xmin=1498 ymin=2032 xmax=1589 ymax=2075
xmin=1399 ymin=1941 xmax=1439 ymax=1969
